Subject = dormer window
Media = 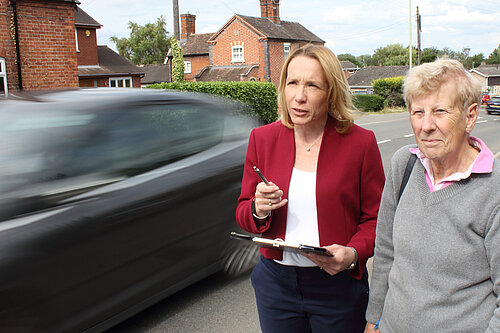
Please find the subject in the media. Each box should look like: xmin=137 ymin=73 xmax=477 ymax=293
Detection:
xmin=231 ymin=45 xmax=244 ymax=63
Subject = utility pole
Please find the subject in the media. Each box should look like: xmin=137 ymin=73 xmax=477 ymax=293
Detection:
xmin=173 ymin=0 xmax=180 ymax=40
xmin=409 ymin=0 xmax=412 ymax=69
xmin=416 ymin=6 xmax=422 ymax=65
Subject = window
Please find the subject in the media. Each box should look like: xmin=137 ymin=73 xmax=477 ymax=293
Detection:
xmin=0 ymin=58 xmax=7 ymax=97
xmin=184 ymin=60 xmax=191 ymax=74
xmin=284 ymin=43 xmax=291 ymax=60
xmin=109 ymin=77 xmax=132 ymax=88
xmin=231 ymin=45 xmax=244 ymax=62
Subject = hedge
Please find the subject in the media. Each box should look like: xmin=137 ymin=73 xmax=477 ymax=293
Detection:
xmin=147 ymin=81 xmax=278 ymax=124
xmin=372 ymin=76 xmax=405 ymax=108
xmin=352 ymin=94 xmax=385 ymax=112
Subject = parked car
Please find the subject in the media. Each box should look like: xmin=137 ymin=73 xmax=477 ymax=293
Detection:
xmin=486 ymin=96 xmax=500 ymax=115
xmin=0 ymin=89 xmax=260 ymax=332
xmin=481 ymin=92 xmax=490 ymax=104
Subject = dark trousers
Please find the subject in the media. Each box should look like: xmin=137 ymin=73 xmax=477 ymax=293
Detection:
xmin=251 ymin=256 xmax=368 ymax=333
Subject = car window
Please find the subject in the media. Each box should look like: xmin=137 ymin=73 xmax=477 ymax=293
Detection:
xmin=0 ymin=100 xmax=225 ymax=218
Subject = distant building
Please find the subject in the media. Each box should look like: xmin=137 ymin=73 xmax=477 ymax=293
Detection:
xmin=140 ymin=64 xmax=170 ymax=87
xmin=170 ymin=0 xmax=324 ymax=87
xmin=0 ymin=0 xmax=80 ymax=96
xmin=347 ymin=66 xmax=408 ymax=94
xmin=470 ymin=64 xmax=500 ymax=95
xmin=75 ymin=7 xmax=144 ymax=88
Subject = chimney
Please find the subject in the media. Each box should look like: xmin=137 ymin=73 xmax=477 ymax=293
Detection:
xmin=260 ymin=0 xmax=280 ymax=25
xmin=181 ymin=14 xmax=196 ymax=41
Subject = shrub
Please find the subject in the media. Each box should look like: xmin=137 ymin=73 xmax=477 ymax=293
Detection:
xmin=147 ymin=81 xmax=278 ymax=124
xmin=372 ymin=76 xmax=404 ymax=98
xmin=352 ymin=94 xmax=385 ymax=112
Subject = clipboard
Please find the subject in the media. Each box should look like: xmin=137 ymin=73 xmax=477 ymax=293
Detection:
xmin=230 ymin=232 xmax=333 ymax=257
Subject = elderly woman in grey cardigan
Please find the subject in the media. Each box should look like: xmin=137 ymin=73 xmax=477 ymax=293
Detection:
xmin=365 ymin=58 xmax=500 ymax=333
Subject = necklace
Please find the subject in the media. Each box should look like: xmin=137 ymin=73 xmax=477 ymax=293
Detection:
xmin=304 ymin=135 xmax=322 ymax=152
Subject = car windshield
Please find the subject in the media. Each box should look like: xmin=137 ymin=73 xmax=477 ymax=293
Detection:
xmin=0 ymin=100 xmax=230 ymax=219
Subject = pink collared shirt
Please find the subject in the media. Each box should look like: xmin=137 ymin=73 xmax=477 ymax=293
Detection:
xmin=409 ymin=136 xmax=494 ymax=192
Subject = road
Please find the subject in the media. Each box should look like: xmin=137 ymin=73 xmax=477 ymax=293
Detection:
xmin=106 ymin=109 xmax=500 ymax=333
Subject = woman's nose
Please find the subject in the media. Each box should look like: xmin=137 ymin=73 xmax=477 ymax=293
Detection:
xmin=294 ymin=86 xmax=306 ymax=102
xmin=421 ymin=112 xmax=436 ymax=132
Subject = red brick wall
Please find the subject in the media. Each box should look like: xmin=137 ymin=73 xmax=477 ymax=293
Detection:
xmin=267 ymin=40 xmax=286 ymax=87
xmin=0 ymin=0 xmax=20 ymax=91
xmin=79 ymin=77 xmax=108 ymax=88
xmin=1 ymin=0 xmax=78 ymax=92
xmin=210 ymin=19 xmax=260 ymax=66
xmin=77 ymin=27 xmax=98 ymax=66
xmin=184 ymin=54 xmax=209 ymax=81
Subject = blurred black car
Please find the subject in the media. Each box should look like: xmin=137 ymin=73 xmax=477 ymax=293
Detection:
xmin=486 ymin=95 xmax=500 ymax=115
xmin=0 ymin=89 xmax=259 ymax=332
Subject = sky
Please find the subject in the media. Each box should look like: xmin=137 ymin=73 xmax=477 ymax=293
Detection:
xmin=79 ymin=0 xmax=500 ymax=58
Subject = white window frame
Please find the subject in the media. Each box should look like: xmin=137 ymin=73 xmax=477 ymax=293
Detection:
xmin=75 ymin=29 xmax=80 ymax=52
xmin=184 ymin=60 xmax=191 ymax=74
xmin=0 ymin=57 xmax=8 ymax=97
xmin=284 ymin=43 xmax=291 ymax=60
xmin=231 ymin=45 xmax=244 ymax=63
xmin=109 ymin=77 xmax=132 ymax=88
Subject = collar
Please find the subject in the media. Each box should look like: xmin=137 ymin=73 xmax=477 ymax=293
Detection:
xmin=409 ymin=136 xmax=494 ymax=191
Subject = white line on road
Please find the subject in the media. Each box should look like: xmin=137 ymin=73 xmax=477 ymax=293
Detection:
xmin=377 ymin=139 xmax=391 ymax=144
xmin=476 ymin=120 xmax=488 ymax=124
xmin=403 ymin=134 xmax=414 ymax=137
xmin=495 ymin=151 xmax=500 ymax=159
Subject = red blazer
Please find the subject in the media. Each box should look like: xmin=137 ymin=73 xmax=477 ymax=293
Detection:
xmin=236 ymin=117 xmax=385 ymax=279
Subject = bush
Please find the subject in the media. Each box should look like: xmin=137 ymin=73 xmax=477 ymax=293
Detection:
xmin=372 ymin=76 xmax=404 ymax=98
xmin=352 ymin=94 xmax=385 ymax=112
xmin=147 ymin=81 xmax=278 ymax=124
xmin=383 ymin=91 xmax=406 ymax=108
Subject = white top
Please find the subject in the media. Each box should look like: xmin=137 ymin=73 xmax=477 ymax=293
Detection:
xmin=276 ymin=167 xmax=320 ymax=267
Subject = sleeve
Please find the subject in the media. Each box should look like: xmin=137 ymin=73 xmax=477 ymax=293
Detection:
xmin=235 ymin=129 xmax=273 ymax=234
xmin=485 ymin=205 xmax=500 ymax=332
xmin=346 ymin=131 xmax=385 ymax=280
xmin=365 ymin=156 xmax=399 ymax=324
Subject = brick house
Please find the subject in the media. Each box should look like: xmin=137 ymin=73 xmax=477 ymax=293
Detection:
xmin=347 ymin=66 xmax=408 ymax=94
xmin=0 ymin=0 xmax=80 ymax=96
xmin=75 ymin=7 xmax=144 ymax=88
xmin=176 ymin=0 xmax=324 ymax=87
xmin=470 ymin=64 xmax=500 ymax=95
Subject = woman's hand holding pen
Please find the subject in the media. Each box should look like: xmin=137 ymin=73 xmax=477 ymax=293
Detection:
xmin=254 ymin=182 xmax=288 ymax=217
xmin=302 ymin=245 xmax=356 ymax=276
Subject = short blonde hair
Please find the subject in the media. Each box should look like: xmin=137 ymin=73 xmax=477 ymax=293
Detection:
xmin=277 ymin=44 xmax=355 ymax=134
xmin=404 ymin=58 xmax=481 ymax=112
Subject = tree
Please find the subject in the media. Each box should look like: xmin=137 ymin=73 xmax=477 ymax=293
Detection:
xmin=337 ymin=53 xmax=362 ymax=68
xmin=486 ymin=44 xmax=500 ymax=64
xmin=170 ymin=36 xmax=184 ymax=82
xmin=421 ymin=47 xmax=443 ymax=63
xmin=371 ymin=44 xmax=416 ymax=66
xmin=110 ymin=16 xmax=171 ymax=65
xmin=356 ymin=54 xmax=376 ymax=67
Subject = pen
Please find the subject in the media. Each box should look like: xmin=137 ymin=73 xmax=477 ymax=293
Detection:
xmin=373 ymin=317 xmax=381 ymax=330
xmin=253 ymin=166 xmax=270 ymax=185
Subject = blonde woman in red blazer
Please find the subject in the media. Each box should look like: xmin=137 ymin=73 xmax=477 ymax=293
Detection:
xmin=236 ymin=45 xmax=385 ymax=333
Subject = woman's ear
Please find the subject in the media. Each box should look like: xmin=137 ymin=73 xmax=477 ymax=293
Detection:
xmin=465 ymin=103 xmax=479 ymax=134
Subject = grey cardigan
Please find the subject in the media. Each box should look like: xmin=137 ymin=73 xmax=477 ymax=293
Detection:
xmin=366 ymin=145 xmax=500 ymax=332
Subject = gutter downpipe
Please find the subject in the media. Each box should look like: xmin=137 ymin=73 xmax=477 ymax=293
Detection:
xmin=11 ymin=0 xmax=23 ymax=90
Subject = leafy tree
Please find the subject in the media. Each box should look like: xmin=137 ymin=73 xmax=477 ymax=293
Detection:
xmin=421 ymin=47 xmax=443 ymax=63
xmin=465 ymin=53 xmax=484 ymax=69
xmin=371 ymin=44 xmax=416 ymax=66
xmin=337 ymin=53 xmax=362 ymax=68
xmin=110 ymin=16 xmax=171 ymax=65
xmin=170 ymin=36 xmax=184 ymax=82
xmin=486 ymin=44 xmax=500 ymax=64
xmin=356 ymin=54 xmax=376 ymax=67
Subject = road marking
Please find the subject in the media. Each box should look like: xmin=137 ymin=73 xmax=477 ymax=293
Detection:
xmin=377 ymin=139 xmax=391 ymax=144
xmin=476 ymin=120 xmax=488 ymax=124
xmin=404 ymin=134 xmax=414 ymax=137
xmin=495 ymin=151 xmax=500 ymax=159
